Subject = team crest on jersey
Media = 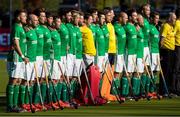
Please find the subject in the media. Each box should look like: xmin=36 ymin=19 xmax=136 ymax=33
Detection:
xmin=132 ymin=35 xmax=137 ymax=38
xmin=106 ymin=34 xmax=109 ymax=37
xmin=65 ymin=35 xmax=68 ymax=39
xmin=32 ymin=40 xmax=37 ymax=44
xmin=23 ymin=39 xmax=26 ymax=43
xmin=154 ymin=35 xmax=159 ymax=38
xmin=57 ymin=42 xmax=61 ymax=45
xmin=47 ymin=39 xmax=52 ymax=43
xmin=122 ymin=34 xmax=126 ymax=38
xmin=79 ymin=38 xmax=82 ymax=42
xmin=39 ymin=34 xmax=43 ymax=38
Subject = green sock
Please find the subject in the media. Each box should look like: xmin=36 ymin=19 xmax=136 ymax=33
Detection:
xmin=52 ymin=83 xmax=58 ymax=102
xmin=136 ymin=78 xmax=140 ymax=96
xmin=6 ymin=84 xmax=14 ymax=108
xmin=19 ymin=85 xmax=26 ymax=105
xmin=33 ymin=83 xmax=40 ymax=104
xmin=146 ymin=76 xmax=150 ymax=93
xmin=13 ymin=85 xmax=19 ymax=107
xmin=70 ymin=80 xmax=75 ymax=98
xmin=41 ymin=82 xmax=47 ymax=102
xmin=125 ymin=78 xmax=129 ymax=96
xmin=111 ymin=78 xmax=120 ymax=95
xmin=25 ymin=86 xmax=33 ymax=104
xmin=132 ymin=77 xmax=137 ymax=96
xmin=62 ymin=82 xmax=67 ymax=102
xmin=122 ymin=77 xmax=129 ymax=96
xmin=141 ymin=74 xmax=147 ymax=94
xmin=57 ymin=82 xmax=63 ymax=100
xmin=49 ymin=82 xmax=53 ymax=103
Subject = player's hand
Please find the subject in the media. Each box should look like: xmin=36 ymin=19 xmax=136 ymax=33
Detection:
xmin=136 ymin=25 xmax=140 ymax=31
xmin=23 ymin=57 xmax=29 ymax=64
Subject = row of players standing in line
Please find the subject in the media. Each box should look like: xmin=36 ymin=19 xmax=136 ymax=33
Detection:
xmin=6 ymin=3 xmax=179 ymax=112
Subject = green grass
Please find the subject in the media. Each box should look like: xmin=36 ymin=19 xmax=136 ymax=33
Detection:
xmin=0 ymin=97 xmax=180 ymax=116
xmin=0 ymin=59 xmax=8 ymax=96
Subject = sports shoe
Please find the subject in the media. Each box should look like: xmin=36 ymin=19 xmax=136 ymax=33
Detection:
xmin=10 ymin=106 xmax=26 ymax=113
xmin=60 ymin=101 xmax=70 ymax=108
xmin=52 ymin=102 xmax=59 ymax=110
xmin=34 ymin=103 xmax=47 ymax=111
xmin=120 ymin=97 xmax=126 ymax=102
xmin=26 ymin=104 xmax=40 ymax=112
xmin=6 ymin=106 xmax=14 ymax=113
xmin=44 ymin=103 xmax=53 ymax=110
xmin=21 ymin=104 xmax=30 ymax=110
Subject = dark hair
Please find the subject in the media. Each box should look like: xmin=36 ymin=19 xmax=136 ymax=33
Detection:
xmin=46 ymin=12 xmax=53 ymax=18
xmin=127 ymin=8 xmax=137 ymax=17
xmin=14 ymin=9 xmax=27 ymax=19
xmin=84 ymin=13 xmax=92 ymax=20
xmin=104 ymin=7 xmax=113 ymax=11
xmin=117 ymin=11 xmax=126 ymax=19
xmin=34 ymin=7 xmax=46 ymax=16
xmin=150 ymin=11 xmax=159 ymax=19
xmin=54 ymin=16 xmax=61 ymax=21
xmin=88 ymin=7 xmax=98 ymax=14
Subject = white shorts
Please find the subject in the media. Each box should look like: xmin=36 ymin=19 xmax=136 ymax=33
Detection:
xmin=7 ymin=62 xmax=25 ymax=79
xmin=73 ymin=59 xmax=82 ymax=77
xmin=127 ymin=54 xmax=136 ymax=73
xmin=137 ymin=58 xmax=144 ymax=73
xmin=36 ymin=56 xmax=44 ymax=78
xmin=104 ymin=53 xmax=109 ymax=63
xmin=115 ymin=54 xmax=124 ymax=73
xmin=143 ymin=47 xmax=151 ymax=65
xmin=66 ymin=54 xmax=75 ymax=77
xmin=43 ymin=60 xmax=51 ymax=77
xmin=51 ymin=60 xmax=61 ymax=80
xmin=97 ymin=56 xmax=105 ymax=72
xmin=25 ymin=62 xmax=35 ymax=81
xmin=83 ymin=54 xmax=94 ymax=68
xmin=60 ymin=56 xmax=66 ymax=75
xmin=151 ymin=53 xmax=160 ymax=71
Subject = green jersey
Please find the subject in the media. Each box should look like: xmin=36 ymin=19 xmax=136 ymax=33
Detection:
xmin=101 ymin=24 xmax=109 ymax=53
xmin=8 ymin=23 xmax=26 ymax=62
xmin=35 ymin=25 xmax=44 ymax=56
xmin=51 ymin=29 xmax=61 ymax=60
xmin=149 ymin=24 xmax=160 ymax=53
xmin=66 ymin=23 xmax=76 ymax=54
xmin=58 ymin=23 xmax=69 ymax=56
xmin=114 ymin=22 xmax=126 ymax=55
xmin=43 ymin=26 xmax=52 ymax=60
xmin=96 ymin=25 xmax=105 ymax=56
xmin=89 ymin=24 xmax=97 ymax=39
xmin=124 ymin=23 xmax=137 ymax=55
xmin=136 ymin=28 xmax=144 ymax=58
xmin=74 ymin=26 xmax=82 ymax=59
xmin=26 ymin=28 xmax=37 ymax=62
xmin=142 ymin=18 xmax=150 ymax=47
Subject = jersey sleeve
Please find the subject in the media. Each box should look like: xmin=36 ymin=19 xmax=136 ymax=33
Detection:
xmin=13 ymin=27 xmax=21 ymax=40
xmin=161 ymin=24 xmax=168 ymax=38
